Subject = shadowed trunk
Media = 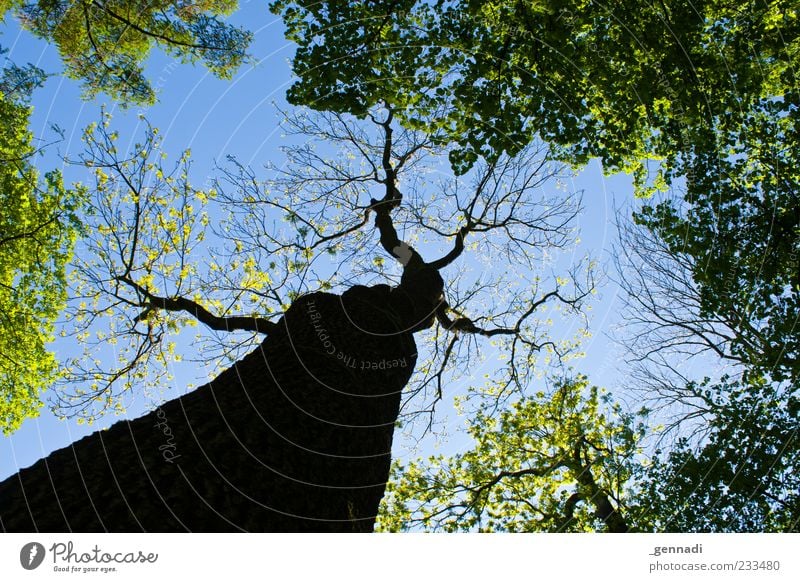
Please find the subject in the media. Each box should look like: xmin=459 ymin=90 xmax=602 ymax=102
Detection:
xmin=0 ymin=284 xmax=421 ymax=532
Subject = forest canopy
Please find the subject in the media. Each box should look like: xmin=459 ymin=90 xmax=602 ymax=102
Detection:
xmin=0 ymin=0 xmax=797 ymax=531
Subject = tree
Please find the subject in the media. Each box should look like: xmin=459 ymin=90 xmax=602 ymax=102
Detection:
xmin=631 ymin=103 xmax=800 ymax=387
xmin=5 ymin=0 xmax=795 ymax=532
xmin=0 ymin=0 xmax=254 ymax=432
xmin=614 ymin=208 xmax=760 ymax=428
xmin=271 ymin=1 xmax=798 ymax=188
xmin=378 ymin=372 xmax=799 ymax=532
xmin=2 ymin=4 xmax=593 ymax=529
xmin=634 ymin=376 xmax=800 ymax=532
xmin=56 ymin=105 xmax=591 ymax=422
xmin=0 ymin=72 xmax=84 ymax=434
xmin=0 ymin=96 xmax=592 ymax=530
xmin=0 ymin=283 xmax=421 ymax=531
xmin=269 ymin=0 xmax=799 ymax=532
xmin=3 ymin=0 xmax=252 ymax=104
xmin=272 ymin=0 xmax=798 ymax=375
xmin=378 ymin=375 xmax=643 ymax=532
xmin=272 ymin=0 xmax=799 ymax=385
xmin=611 ymin=194 xmax=800 ymax=532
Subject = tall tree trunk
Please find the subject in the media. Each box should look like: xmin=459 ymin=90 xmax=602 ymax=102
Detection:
xmin=0 ymin=285 xmax=418 ymax=532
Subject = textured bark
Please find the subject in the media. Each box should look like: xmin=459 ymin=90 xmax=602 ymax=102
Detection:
xmin=0 ymin=284 xmax=420 ymax=532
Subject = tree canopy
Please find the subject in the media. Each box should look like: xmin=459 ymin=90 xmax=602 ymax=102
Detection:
xmin=379 ymin=375 xmax=641 ymax=532
xmin=0 ymin=0 xmax=254 ymax=430
xmin=272 ymin=1 xmax=798 ymax=189
xmin=638 ymin=376 xmax=799 ymax=531
xmin=272 ymin=0 xmax=800 ymax=410
xmin=270 ymin=0 xmax=799 ymax=531
xmin=4 ymin=0 xmax=252 ymax=104
xmin=633 ymin=99 xmax=800 ymax=386
xmin=0 ymin=84 xmax=84 ymax=434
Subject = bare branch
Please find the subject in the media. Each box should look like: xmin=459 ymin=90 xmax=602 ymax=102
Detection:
xmin=612 ymin=200 xmax=751 ymax=430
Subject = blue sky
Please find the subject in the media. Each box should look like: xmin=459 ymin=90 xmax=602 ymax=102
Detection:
xmin=0 ymin=1 xmax=640 ymax=481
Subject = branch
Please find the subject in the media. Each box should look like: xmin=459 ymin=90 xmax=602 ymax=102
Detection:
xmin=0 ymin=213 xmax=61 ymax=247
xmin=90 ymin=1 xmax=231 ymax=52
xmin=428 ymin=161 xmax=497 ymax=269
xmin=569 ymin=437 xmax=629 ymax=533
xmin=467 ymin=458 xmax=568 ymax=500
xmin=425 ymin=149 xmax=568 ymax=271
xmin=118 ymin=276 xmax=277 ymax=334
xmin=366 ymin=107 xmax=424 ymax=267
xmin=369 ymin=101 xmax=398 ymax=203
xmin=368 ymin=196 xmax=424 ymax=268
xmin=435 ymin=290 xmax=567 ymax=337
xmin=556 ymin=492 xmax=584 ymax=532
xmin=363 ymin=102 xmax=429 ymax=268
xmin=428 ymin=222 xmax=472 ymax=270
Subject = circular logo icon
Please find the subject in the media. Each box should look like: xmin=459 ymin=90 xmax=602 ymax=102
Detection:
xmin=20 ymin=542 xmax=46 ymax=570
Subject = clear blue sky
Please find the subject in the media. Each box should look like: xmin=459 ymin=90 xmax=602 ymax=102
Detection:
xmin=0 ymin=1 xmax=638 ymax=481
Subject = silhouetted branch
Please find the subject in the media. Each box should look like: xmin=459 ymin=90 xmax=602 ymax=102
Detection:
xmin=118 ymin=275 xmax=277 ymax=334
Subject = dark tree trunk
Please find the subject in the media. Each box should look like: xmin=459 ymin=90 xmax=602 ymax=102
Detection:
xmin=0 ymin=285 xmax=419 ymax=532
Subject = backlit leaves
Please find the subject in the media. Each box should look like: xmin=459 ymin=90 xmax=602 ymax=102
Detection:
xmin=274 ymin=1 xmax=799 ymax=192
xmin=379 ymin=376 xmax=643 ymax=532
xmin=0 ymin=93 xmax=84 ymax=433
xmin=60 ymin=109 xmax=215 ymax=419
xmin=13 ymin=0 xmax=252 ymax=104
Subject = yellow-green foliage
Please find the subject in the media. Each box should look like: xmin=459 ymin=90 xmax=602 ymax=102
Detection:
xmin=12 ymin=0 xmax=251 ymax=104
xmin=378 ymin=376 xmax=644 ymax=532
xmin=0 ymin=94 xmax=84 ymax=433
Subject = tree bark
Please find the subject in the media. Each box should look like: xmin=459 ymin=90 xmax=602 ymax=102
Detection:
xmin=0 ymin=285 xmax=418 ymax=532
